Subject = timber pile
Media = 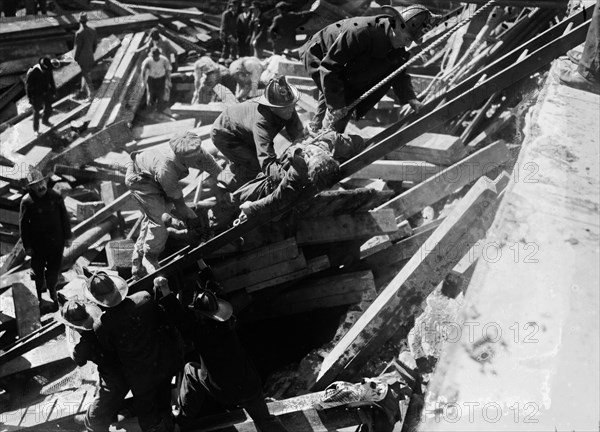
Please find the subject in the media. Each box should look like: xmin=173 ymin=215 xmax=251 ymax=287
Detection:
xmin=0 ymin=1 xmax=591 ymax=431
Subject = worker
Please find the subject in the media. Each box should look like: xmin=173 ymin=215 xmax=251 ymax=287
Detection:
xmin=236 ymin=131 xmax=365 ymax=220
xmin=125 ymin=131 xmax=222 ymax=279
xmin=58 ymin=298 xmax=129 ymax=431
xmin=73 ymin=13 xmax=98 ymax=101
xmin=300 ymin=5 xmax=440 ymax=132
xmin=141 ymin=47 xmax=172 ymax=112
xmin=237 ymin=1 xmax=254 ymax=57
xmin=229 ymin=56 xmax=265 ymax=101
xmin=25 ymin=56 xmax=58 ymax=134
xmin=210 ymin=76 xmax=305 ymax=193
xmin=249 ymin=1 xmax=272 ymax=58
xmin=153 ymin=278 xmax=289 ymax=432
xmin=220 ymin=0 xmax=240 ymax=63
xmin=85 ymin=271 xmax=184 ymax=432
xmin=25 ymin=0 xmax=46 ymax=15
xmin=19 ymin=168 xmax=72 ymax=313
xmin=137 ymin=28 xmax=178 ymax=72
xmin=191 ymin=55 xmax=237 ymax=104
xmin=268 ymin=1 xmax=314 ymax=55
xmin=558 ymin=0 xmax=599 ymax=94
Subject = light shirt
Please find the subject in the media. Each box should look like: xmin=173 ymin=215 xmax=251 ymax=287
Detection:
xmin=142 ymin=55 xmax=171 ymax=79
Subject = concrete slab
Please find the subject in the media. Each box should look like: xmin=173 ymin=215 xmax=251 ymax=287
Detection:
xmin=421 ymin=63 xmax=599 ymax=429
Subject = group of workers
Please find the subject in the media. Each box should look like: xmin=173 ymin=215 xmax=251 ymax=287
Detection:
xmin=19 ymin=2 xmax=600 ymax=431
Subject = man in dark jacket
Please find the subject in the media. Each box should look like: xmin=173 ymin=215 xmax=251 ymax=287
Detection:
xmin=25 ymin=56 xmax=57 ymax=133
xmin=211 ymin=76 xmax=306 ymax=192
xmin=268 ymin=1 xmax=313 ymax=55
xmin=86 ymin=272 xmax=184 ymax=432
xmin=73 ymin=12 xmax=98 ymax=100
xmin=300 ymin=5 xmax=440 ymax=132
xmin=19 ymin=168 xmax=71 ymax=311
xmin=154 ymin=278 xmax=288 ymax=432
xmin=220 ymin=0 xmax=240 ymax=62
xmin=237 ymin=1 xmax=254 ymax=57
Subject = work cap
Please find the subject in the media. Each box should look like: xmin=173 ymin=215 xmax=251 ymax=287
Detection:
xmin=84 ymin=271 xmax=128 ymax=308
xmin=258 ymin=75 xmax=300 ymax=108
xmin=170 ymin=131 xmax=204 ymax=157
xmin=57 ymin=300 xmax=102 ymax=331
xmin=381 ymin=4 xmax=442 ymax=40
xmin=189 ymin=289 xmax=233 ymax=322
xmin=151 ymin=47 xmax=162 ymax=56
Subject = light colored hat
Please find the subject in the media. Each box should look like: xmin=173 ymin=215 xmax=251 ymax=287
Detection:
xmin=25 ymin=167 xmax=47 ymax=186
xmin=169 ymin=131 xmax=204 ymax=157
xmin=84 ymin=271 xmax=128 ymax=307
xmin=258 ymin=76 xmax=300 ymax=108
xmin=380 ymin=4 xmax=441 ymax=40
xmin=189 ymin=289 xmax=233 ymax=322
xmin=56 ymin=299 xmax=102 ymax=331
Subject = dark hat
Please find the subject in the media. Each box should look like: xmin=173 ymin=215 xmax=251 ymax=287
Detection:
xmin=150 ymin=28 xmax=160 ymax=39
xmin=56 ymin=299 xmax=101 ymax=331
xmin=151 ymin=47 xmax=162 ymax=56
xmin=39 ymin=56 xmax=59 ymax=70
xmin=84 ymin=271 xmax=128 ymax=307
xmin=381 ymin=4 xmax=441 ymax=40
xmin=189 ymin=289 xmax=233 ymax=322
xmin=258 ymin=76 xmax=300 ymax=108
xmin=79 ymin=12 xmax=88 ymax=22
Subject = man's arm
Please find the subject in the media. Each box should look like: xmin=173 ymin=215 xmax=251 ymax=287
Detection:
xmin=73 ymin=31 xmax=82 ymax=62
xmin=19 ymin=198 xmax=32 ymax=252
xmin=253 ymin=119 xmax=279 ymax=176
xmin=58 ymin=194 xmax=73 ymax=244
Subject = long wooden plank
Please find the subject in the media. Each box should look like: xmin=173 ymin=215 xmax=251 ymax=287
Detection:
xmin=0 ymin=337 xmax=69 ymax=378
xmin=245 ymin=256 xmax=330 ymax=293
xmin=127 ymin=4 xmax=205 ymax=18
xmin=376 ymin=140 xmax=511 ymax=219
xmin=313 ymin=175 xmax=503 ymax=389
xmin=132 ymin=118 xmax=196 ymax=139
xmin=72 ymin=191 xmax=134 ymax=237
xmin=352 ymin=160 xmax=441 ymax=183
xmin=12 ymin=282 xmax=41 ymax=338
xmin=127 ymin=16 xmax=590 ymax=295
xmin=385 ymin=133 xmax=467 ymax=166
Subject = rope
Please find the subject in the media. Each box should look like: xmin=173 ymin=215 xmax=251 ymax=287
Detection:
xmin=343 ymin=0 xmax=498 ymax=115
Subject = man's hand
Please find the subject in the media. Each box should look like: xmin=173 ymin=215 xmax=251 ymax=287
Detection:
xmin=153 ymin=276 xmax=172 ymax=297
xmin=65 ymin=239 xmax=73 ymax=248
xmin=239 ymin=201 xmax=252 ymax=216
xmin=25 ymin=248 xmax=33 ymax=257
xmin=408 ymin=99 xmax=424 ymax=113
xmin=325 ymin=107 xmax=348 ymax=125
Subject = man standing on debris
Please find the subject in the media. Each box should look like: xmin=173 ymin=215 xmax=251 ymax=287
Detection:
xmin=125 ymin=131 xmax=222 ymax=279
xmin=25 ymin=56 xmax=57 ymax=134
xmin=301 ymin=5 xmax=440 ymax=132
xmin=85 ymin=271 xmax=184 ymax=432
xmin=138 ymin=28 xmax=179 ymax=72
xmin=220 ymin=0 xmax=240 ymax=63
xmin=141 ymin=47 xmax=172 ymax=112
xmin=19 ymin=168 xmax=72 ymax=312
xmin=154 ymin=277 xmax=289 ymax=432
xmin=268 ymin=1 xmax=314 ymax=55
xmin=237 ymin=1 xmax=254 ymax=57
xmin=73 ymin=13 xmax=98 ymax=101
xmin=211 ymin=76 xmax=305 ymax=193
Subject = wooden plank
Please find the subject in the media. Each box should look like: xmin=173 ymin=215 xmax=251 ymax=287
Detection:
xmin=51 ymin=121 xmax=133 ymax=166
xmin=0 ymin=337 xmax=69 ymax=378
xmin=257 ymin=271 xmax=377 ymax=319
xmin=296 ymin=209 xmax=398 ymax=245
xmin=72 ymin=191 xmax=133 ymax=237
xmin=0 ymin=239 xmax=25 ymax=275
xmin=385 ymin=133 xmax=467 ymax=166
xmin=212 ymin=238 xmax=299 ymax=280
xmin=170 ymin=102 xmax=226 ymax=123
xmin=352 ymin=160 xmax=441 ymax=183
xmin=313 ymin=175 xmax=503 ymax=389
xmin=377 ymin=140 xmax=511 ymax=220
xmin=0 ymin=270 xmax=30 ymax=291
xmin=245 ymin=256 xmax=330 ymax=293
xmin=12 ymin=282 xmax=41 ymax=338
xmin=0 ymin=208 xmax=19 ymax=226
xmin=132 ymin=118 xmax=196 ymax=139
xmin=360 ymin=220 xmax=413 ymax=259
xmin=467 ymin=111 xmax=515 ymax=152
xmin=127 ymin=4 xmax=205 ymax=18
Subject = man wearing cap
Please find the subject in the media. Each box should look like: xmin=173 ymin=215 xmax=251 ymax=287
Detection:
xmin=25 ymin=56 xmax=57 ymax=134
xmin=125 ymin=131 xmax=222 ymax=278
xmin=300 ymin=4 xmax=439 ymax=132
xmin=210 ymin=75 xmax=306 ymax=193
xmin=141 ymin=47 xmax=172 ymax=112
xmin=73 ymin=13 xmax=98 ymax=101
xmin=220 ymin=0 xmax=240 ymax=62
xmin=237 ymin=1 xmax=254 ymax=57
xmin=137 ymin=28 xmax=178 ymax=72
xmin=58 ymin=299 xmax=128 ymax=431
xmin=19 ymin=168 xmax=72 ymax=311
xmin=268 ymin=1 xmax=314 ymax=55
xmin=154 ymin=278 xmax=288 ymax=432
xmin=191 ymin=55 xmax=237 ymax=104
xmin=85 ymin=271 xmax=184 ymax=432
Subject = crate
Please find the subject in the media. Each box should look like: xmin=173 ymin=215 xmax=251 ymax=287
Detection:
xmin=105 ymin=239 xmax=135 ymax=269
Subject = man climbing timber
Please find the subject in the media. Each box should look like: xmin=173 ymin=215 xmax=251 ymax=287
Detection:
xmin=300 ymin=5 xmax=440 ymax=132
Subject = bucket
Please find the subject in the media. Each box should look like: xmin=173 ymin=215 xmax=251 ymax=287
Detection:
xmin=105 ymin=239 xmax=135 ymax=269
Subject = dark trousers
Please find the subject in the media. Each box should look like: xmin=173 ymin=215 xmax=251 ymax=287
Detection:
xmin=84 ymin=374 xmax=129 ymax=432
xmin=25 ymin=0 xmax=46 ymax=14
xmin=131 ymin=376 xmax=175 ymax=432
xmin=211 ymin=130 xmax=261 ymax=192
xmin=31 ymin=94 xmax=53 ymax=132
xmin=579 ymin=0 xmax=600 ymax=82
xmin=221 ymin=36 xmax=237 ymax=60
xmin=147 ymin=75 xmax=166 ymax=109
xmin=30 ymin=242 xmax=63 ymax=301
xmin=311 ymin=91 xmax=351 ymax=133
xmin=178 ymin=362 xmax=287 ymax=432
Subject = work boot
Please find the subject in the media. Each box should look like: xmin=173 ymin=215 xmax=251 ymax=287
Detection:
xmin=42 ymin=118 xmax=52 ymax=127
xmin=558 ymin=68 xmax=600 ymax=95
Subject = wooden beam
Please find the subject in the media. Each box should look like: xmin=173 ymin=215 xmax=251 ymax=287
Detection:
xmin=127 ymin=4 xmax=205 ymax=18
xmin=12 ymin=282 xmax=41 ymax=338
xmin=377 ymin=140 xmax=511 ymax=219
xmin=384 ymin=133 xmax=466 ymax=166
xmin=72 ymin=191 xmax=134 ymax=237
xmin=132 ymin=118 xmax=196 ymax=139
xmin=245 ymin=256 xmax=330 ymax=294
xmin=352 ymin=160 xmax=441 ymax=183
xmin=0 ymin=337 xmax=70 ymax=378
xmin=170 ymin=103 xmax=227 ymax=123
xmin=296 ymin=209 xmax=398 ymax=245
xmin=313 ymin=175 xmax=504 ymax=389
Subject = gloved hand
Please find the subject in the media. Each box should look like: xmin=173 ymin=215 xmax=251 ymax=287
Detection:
xmin=325 ymin=107 xmax=348 ymax=125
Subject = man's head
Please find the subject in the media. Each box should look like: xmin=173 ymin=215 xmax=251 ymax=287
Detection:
xmin=25 ymin=168 xmax=48 ymax=197
xmin=188 ymin=288 xmax=233 ymax=322
xmin=382 ymin=4 xmax=441 ymax=47
xmin=151 ymin=47 xmax=161 ymax=61
xmin=79 ymin=12 xmax=88 ymax=24
xmin=259 ymin=76 xmax=300 ymax=120
xmin=304 ymin=144 xmax=340 ymax=190
xmin=228 ymin=0 xmax=240 ymax=10
xmin=170 ymin=131 xmax=208 ymax=169
xmin=150 ymin=28 xmax=161 ymax=41
xmin=39 ymin=56 xmax=54 ymax=71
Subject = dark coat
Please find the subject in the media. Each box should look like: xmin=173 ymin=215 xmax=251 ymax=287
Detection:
xmin=268 ymin=10 xmax=313 ymax=53
xmin=221 ymin=8 xmax=238 ymax=40
xmin=19 ymin=189 xmax=71 ymax=250
xmin=74 ymin=24 xmax=98 ymax=72
xmin=25 ymin=64 xmax=56 ymax=102
xmin=300 ymin=15 xmax=416 ymax=118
